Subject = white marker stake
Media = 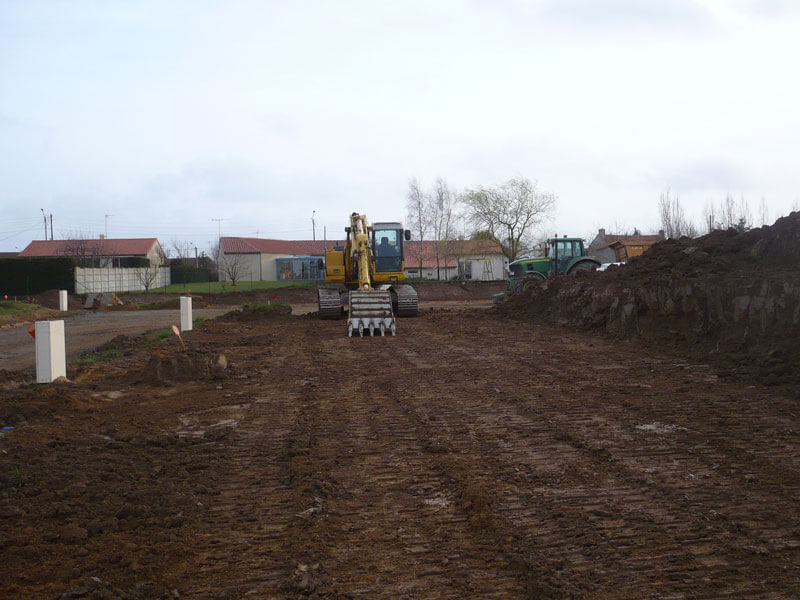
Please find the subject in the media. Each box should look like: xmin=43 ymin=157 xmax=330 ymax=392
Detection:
xmin=35 ymin=320 xmax=66 ymax=383
xmin=180 ymin=296 xmax=192 ymax=332
xmin=59 ymin=290 xmax=68 ymax=311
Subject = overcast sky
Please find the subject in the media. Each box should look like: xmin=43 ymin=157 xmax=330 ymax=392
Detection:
xmin=2 ymin=0 xmax=799 ymax=253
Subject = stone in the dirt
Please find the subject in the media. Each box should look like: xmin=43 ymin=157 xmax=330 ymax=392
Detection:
xmin=57 ymin=523 xmax=88 ymax=542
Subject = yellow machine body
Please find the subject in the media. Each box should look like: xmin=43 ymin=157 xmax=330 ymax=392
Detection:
xmin=318 ymin=213 xmax=418 ymax=335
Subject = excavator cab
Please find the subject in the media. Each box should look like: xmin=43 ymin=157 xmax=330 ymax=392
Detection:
xmin=371 ymin=223 xmax=410 ymax=277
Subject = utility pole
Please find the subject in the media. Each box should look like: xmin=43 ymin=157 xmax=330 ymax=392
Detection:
xmin=49 ymin=214 xmax=53 ymax=240
xmin=40 ymin=208 xmax=47 ymax=240
xmin=105 ymin=214 xmax=113 ymax=238
xmin=312 ymin=210 xmax=316 ymax=241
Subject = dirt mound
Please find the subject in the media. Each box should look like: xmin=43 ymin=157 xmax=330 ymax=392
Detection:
xmin=500 ymin=212 xmax=800 ymax=385
xmin=137 ymin=348 xmax=228 ymax=384
xmin=218 ymin=302 xmax=293 ymax=321
xmin=32 ymin=289 xmax=80 ymax=310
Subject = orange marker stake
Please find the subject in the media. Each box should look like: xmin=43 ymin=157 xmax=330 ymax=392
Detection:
xmin=172 ymin=325 xmax=186 ymax=351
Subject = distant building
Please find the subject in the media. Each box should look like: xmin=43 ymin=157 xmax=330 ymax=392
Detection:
xmin=218 ymin=238 xmax=341 ymax=282
xmin=218 ymin=237 xmax=507 ymax=282
xmin=404 ymin=240 xmax=506 ymax=281
xmin=587 ymin=229 xmax=665 ymax=264
xmin=19 ymin=238 xmax=166 ymax=267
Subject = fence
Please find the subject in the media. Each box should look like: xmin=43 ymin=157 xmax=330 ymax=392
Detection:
xmin=75 ymin=267 xmax=170 ymax=293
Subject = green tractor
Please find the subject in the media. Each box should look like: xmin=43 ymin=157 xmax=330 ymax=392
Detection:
xmin=495 ymin=236 xmax=601 ymax=301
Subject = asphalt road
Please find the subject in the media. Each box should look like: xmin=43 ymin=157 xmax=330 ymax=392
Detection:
xmin=0 ymin=308 xmax=233 ymax=372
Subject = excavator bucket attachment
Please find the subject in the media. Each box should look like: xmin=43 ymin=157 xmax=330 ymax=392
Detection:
xmin=347 ymin=290 xmax=396 ymax=337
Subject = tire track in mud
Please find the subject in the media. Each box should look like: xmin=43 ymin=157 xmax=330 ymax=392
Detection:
xmin=278 ymin=338 xmax=528 ymax=598
xmin=392 ymin=315 xmax=800 ymax=598
xmin=170 ymin=328 xmax=306 ymax=598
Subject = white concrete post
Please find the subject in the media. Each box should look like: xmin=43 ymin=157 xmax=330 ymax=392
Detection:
xmin=35 ymin=320 xmax=66 ymax=383
xmin=59 ymin=290 xmax=68 ymax=311
xmin=180 ymin=296 xmax=192 ymax=332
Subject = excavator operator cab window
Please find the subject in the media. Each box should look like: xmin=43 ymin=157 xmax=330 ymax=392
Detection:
xmin=373 ymin=228 xmax=402 ymax=273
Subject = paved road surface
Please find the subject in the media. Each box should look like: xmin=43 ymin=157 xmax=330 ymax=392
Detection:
xmin=0 ymin=308 xmax=233 ymax=372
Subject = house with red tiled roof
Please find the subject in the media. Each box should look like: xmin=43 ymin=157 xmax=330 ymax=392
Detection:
xmin=587 ymin=229 xmax=665 ymax=264
xmin=404 ymin=239 xmax=506 ymax=280
xmin=19 ymin=238 xmax=166 ymax=267
xmin=218 ymin=237 xmax=507 ymax=282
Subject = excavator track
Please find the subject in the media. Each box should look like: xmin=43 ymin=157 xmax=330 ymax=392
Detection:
xmin=348 ymin=290 xmax=396 ymax=336
xmin=391 ymin=284 xmax=418 ymax=317
xmin=318 ymin=288 xmax=343 ymax=320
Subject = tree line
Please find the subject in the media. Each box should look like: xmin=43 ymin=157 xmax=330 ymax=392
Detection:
xmin=657 ymin=191 xmax=789 ymax=239
xmin=406 ymin=176 xmax=557 ymax=275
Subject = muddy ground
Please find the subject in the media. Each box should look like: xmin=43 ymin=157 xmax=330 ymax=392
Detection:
xmin=1 ymin=304 xmax=798 ymax=599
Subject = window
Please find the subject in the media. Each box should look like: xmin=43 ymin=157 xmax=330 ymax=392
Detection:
xmin=373 ymin=228 xmax=402 ymax=273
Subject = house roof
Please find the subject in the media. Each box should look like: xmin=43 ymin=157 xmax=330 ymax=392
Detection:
xmin=221 ymin=238 xmax=345 ymax=256
xmin=607 ymin=238 xmax=661 ymax=248
xmin=589 ymin=234 xmax=664 ymax=251
xmin=0 ymin=252 xmax=19 ymax=259
xmin=19 ymin=238 xmax=161 ymax=258
xmin=221 ymin=237 xmax=504 ymax=269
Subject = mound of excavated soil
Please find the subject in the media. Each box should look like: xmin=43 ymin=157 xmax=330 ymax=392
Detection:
xmin=500 ymin=212 xmax=800 ymax=386
xmin=219 ymin=303 xmax=293 ymax=321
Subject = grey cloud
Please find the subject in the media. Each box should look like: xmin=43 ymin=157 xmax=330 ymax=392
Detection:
xmin=541 ymin=0 xmax=713 ymax=31
xmin=649 ymin=159 xmax=750 ymax=192
xmin=744 ymin=0 xmax=800 ymax=18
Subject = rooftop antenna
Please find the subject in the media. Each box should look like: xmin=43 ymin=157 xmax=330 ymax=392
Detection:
xmin=211 ymin=218 xmax=227 ymax=240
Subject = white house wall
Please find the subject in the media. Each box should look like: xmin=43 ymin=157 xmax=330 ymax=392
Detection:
xmin=465 ymin=255 xmax=507 ymax=281
xmin=218 ymin=252 xmax=261 ymax=282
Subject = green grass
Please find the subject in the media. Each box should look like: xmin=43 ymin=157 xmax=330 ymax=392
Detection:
xmin=149 ymin=280 xmax=319 ymax=294
xmin=73 ymin=348 xmax=123 ymax=366
xmin=0 ymin=300 xmax=45 ymax=315
xmin=8 ymin=466 xmax=24 ymax=490
xmin=142 ymin=327 xmax=175 ymax=347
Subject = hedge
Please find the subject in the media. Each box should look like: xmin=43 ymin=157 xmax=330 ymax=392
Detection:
xmin=0 ymin=257 xmax=77 ymax=296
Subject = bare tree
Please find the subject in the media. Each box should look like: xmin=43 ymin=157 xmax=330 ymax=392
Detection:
xmin=658 ymin=190 xmax=698 ymax=238
xmin=758 ymin=196 xmax=769 ymax=226
xmin=462 ymin=176 xmax=556 ymax=262
xmin=406 ymin=178 xmax=430 ymax=273
xmin=219 ymin=253 xmax=247 ymax=287
xmin=169 ymin=239 xmax=194 ymax=261
xmin=703 ymin=201 xmax=717 ymax=233
xmin=429 ymin=178 xmax=459 ymax=280
xmin=134 ymin=260 xmax=162 ymax=295
xmin=59 ymin=232 xmax=120 ymax=267
xmin=719 ymin=194 xmax=737 ymax=230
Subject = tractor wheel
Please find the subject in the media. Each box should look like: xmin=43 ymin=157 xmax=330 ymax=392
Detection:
xmin=569 ymin=261 xmax=599 ymax=274
xmin=515 ymin=274 xmax=545 ymax=293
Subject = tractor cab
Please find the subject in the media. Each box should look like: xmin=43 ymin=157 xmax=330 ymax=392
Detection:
xmin=545 ymin=237 xmax=589 ymax=275
xmin=498 ymin=236 xmax=601 ymax=300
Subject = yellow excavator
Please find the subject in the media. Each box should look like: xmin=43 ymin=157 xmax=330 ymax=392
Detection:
xmin=318 ymin=213 xmax=418 ymax=336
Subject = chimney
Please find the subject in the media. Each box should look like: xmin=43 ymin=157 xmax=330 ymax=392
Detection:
xmin=99 ymin=234 xmax=105 ymax=239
